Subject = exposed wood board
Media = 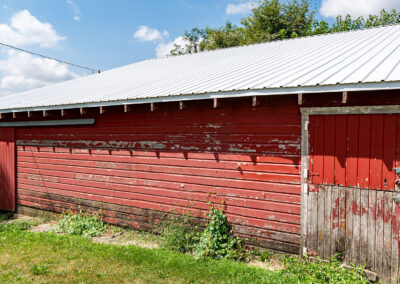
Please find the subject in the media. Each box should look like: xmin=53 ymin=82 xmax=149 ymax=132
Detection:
xmin=0 ymin=119 xmax=95 ymax=127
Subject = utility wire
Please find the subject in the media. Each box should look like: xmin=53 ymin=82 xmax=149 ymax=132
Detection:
xmin=0 ymin=42 xmax=100 ymax=74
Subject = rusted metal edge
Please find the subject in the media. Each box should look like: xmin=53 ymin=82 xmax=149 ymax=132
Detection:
xmin=0 ymin=118 xmax=95 ymax=127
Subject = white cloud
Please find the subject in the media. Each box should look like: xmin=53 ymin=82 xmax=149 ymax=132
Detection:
xmin=226 ymin=2 xmax=256 ymax=15
xmin=0 ymin=50 xmax=78 ymax=95
xmin=134 ymin=25 xmax=168 ymax=42
xmin=0 ymin=10 xmax=77 ymax=96
xmin=0 ymin=10 xmax=65 ymax=48
xmin=320 ymin=0 xmax=400 ymax=18
xmin=66 ymin=0 xmax=81 ymax=22
xmin=155 ymin=36 xmax=188 ymax=58
xmin=134 ymin=25 xmax=179 ymax=58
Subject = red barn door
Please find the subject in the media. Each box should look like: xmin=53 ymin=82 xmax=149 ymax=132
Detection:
xmin=0 ymin=128 xmax=15 ymax=211
xmin=305 ymin=113 xmax=400 ymax=281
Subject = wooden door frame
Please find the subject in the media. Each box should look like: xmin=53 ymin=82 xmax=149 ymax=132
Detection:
xmin=300 ymin=105 xmax=400 ymax=255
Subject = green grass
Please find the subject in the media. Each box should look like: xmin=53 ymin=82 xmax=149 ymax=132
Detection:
xmin=0 ymin=224 xmax=276 ymax=283
xmin=0 ymin=216 xmax=369 ymax=284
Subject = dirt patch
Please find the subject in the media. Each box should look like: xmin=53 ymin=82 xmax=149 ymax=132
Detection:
xmin=8 ymin=214 xmax=34 ymax=223
xmin=30 ymin=221 xmax=58 ymax=233
xmin=248 ymin=259 xmax=284 ymax=271
xmin=92 ymin=231 xmax=159 ymax=249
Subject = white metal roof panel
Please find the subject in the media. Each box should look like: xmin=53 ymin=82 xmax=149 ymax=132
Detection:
xmin=1 ymin=24 xmax=400 ymax=112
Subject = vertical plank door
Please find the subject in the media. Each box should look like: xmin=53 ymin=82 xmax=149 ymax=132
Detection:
xmin=305 ymin=114 xmax=400 ymax=282
xmin=0 ymin=128 xmax=15 ymax=211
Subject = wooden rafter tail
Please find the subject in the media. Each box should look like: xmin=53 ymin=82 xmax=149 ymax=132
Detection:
xmin=150 ymin=102 xmax=157 ymax=112
xmin=99 ymin=106 xmax=106 ymax=114
xmin=298 ymin=93 xmax=303 ymax=105
xmin=124 ymin=104 xmax=132 ymax=113
xmin=342 ymin=91 xmax=348 ymax=104
xmin=80 ymin=107 xmax=87 ymax=115
xmin=213 ymin=98 xmax=219 ymax=109
xmin=43 ymin=110 xmax=49 ymax=117
xmin=252 ymin=96 xmax=260 ymax=107
xmin=179 ymin=101 xmax=186 ymax=110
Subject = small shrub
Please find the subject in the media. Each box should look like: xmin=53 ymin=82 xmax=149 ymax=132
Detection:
xmin=195 ymin=204 xmax=246 ymax=260
xmin=56 ymin=210 xmax=106 ymax=238
xmin=31 ymin=263 xmax=50 ymax=276
xmin=277 ymin=255 xmax=368 ymax=283
xmin=159 ymin=213 xmax=200 ymax=253
xmin=0 ymin=220 xmax=38 ymax=232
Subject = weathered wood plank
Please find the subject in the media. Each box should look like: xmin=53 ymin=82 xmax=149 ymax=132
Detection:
xmin=330 ymin=186 xmax=339 ymax=258
xmin=337 ymin=186 xmax=346 ymax=260
xmin=360 ymin=189 xmax=369 ymax=266
xmin=324 ymin=186 xmax=332 ymax=259
xmin=383 ymin=191 xmax=393 ymax=280
xmin=345 ymin=188 xmax=353 ymax=264
xmin=376 ymin=190 xmax=384 ymax=276
xmin=351 ymin=188 xmax=361 ymax=265
xmin=367 ymin=190 xmax=376 ymax=271
xmin=318 ymin=187 xmax=325 ymax=257
xmin=308 ymin=191 xmax=319 ymax=255
xmin=391 ymin=196 xmax=400 ymax=282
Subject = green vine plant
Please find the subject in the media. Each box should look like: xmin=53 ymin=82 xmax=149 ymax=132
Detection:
xmin=195 ymin=203 xmax=246 ymax=260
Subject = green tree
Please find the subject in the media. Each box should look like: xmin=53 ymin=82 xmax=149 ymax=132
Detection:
xmin=242 ymin=0 xmax=314 ymax=42
xmin=170 ymin=2 xmax=400 ymax=56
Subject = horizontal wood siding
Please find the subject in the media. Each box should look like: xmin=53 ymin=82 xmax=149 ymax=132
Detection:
xmin=15 ymin=99 xmax=302 ymax=253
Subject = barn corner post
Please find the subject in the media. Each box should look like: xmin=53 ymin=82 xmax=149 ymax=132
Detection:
xmin=300 ymin=108 xmax=309 ymax=256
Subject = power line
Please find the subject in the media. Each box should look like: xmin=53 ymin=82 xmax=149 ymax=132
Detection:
xmin=0 ymin=42 xmax=100 ymax=74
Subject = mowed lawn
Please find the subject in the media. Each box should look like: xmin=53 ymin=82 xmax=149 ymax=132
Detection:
xmin=0 ymin=227 xmax=278 ymax=284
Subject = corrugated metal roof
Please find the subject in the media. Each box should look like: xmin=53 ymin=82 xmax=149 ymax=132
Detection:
xmin=1 ymin=24 xmax=400 ymax=112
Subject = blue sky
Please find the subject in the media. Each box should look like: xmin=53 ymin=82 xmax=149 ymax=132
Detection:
xmin=0 ymin=0 xmax=399 ymax=96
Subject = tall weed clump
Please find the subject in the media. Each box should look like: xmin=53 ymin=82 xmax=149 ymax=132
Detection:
xmin=56 ymin=210 xmax=106 ymax=238
xmin=195 ymin=204 xmax=245 ymax=260
xmin=158 ymin=212 xmax=200 ymax=253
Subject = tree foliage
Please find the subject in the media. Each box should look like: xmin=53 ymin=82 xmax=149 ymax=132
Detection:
xmin=171 ymin=0 xmax=400 ymax=56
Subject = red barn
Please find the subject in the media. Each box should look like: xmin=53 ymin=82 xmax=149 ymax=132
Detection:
xmin=1 ymin=25 xmax=400 ymax=280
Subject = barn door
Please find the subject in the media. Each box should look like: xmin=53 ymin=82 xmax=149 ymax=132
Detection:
xmin=305 ymin=114 xmax=400 ymax=281
xmin=0 ymin=128 xmax=15 ymax=211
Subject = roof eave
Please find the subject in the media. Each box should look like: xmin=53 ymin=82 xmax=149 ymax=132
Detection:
xmin=2 ymin=81 xmax=400 ymax=114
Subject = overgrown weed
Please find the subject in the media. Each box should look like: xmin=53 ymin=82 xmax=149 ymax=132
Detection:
xmin=158 ymin=211 xmax=201 ymax=253
xmin=54 ymin=210 xmax=106 ymax=238
xmin=275 ymin=255 xmax=369 ymax=283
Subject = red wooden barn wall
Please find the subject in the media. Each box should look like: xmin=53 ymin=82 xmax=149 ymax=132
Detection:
xmin=14 ymin=97 xmax=302 ymax=253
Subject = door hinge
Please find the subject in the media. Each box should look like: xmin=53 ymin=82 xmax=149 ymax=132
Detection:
xmin=303 ymin=168 xmax=308 ymax=179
